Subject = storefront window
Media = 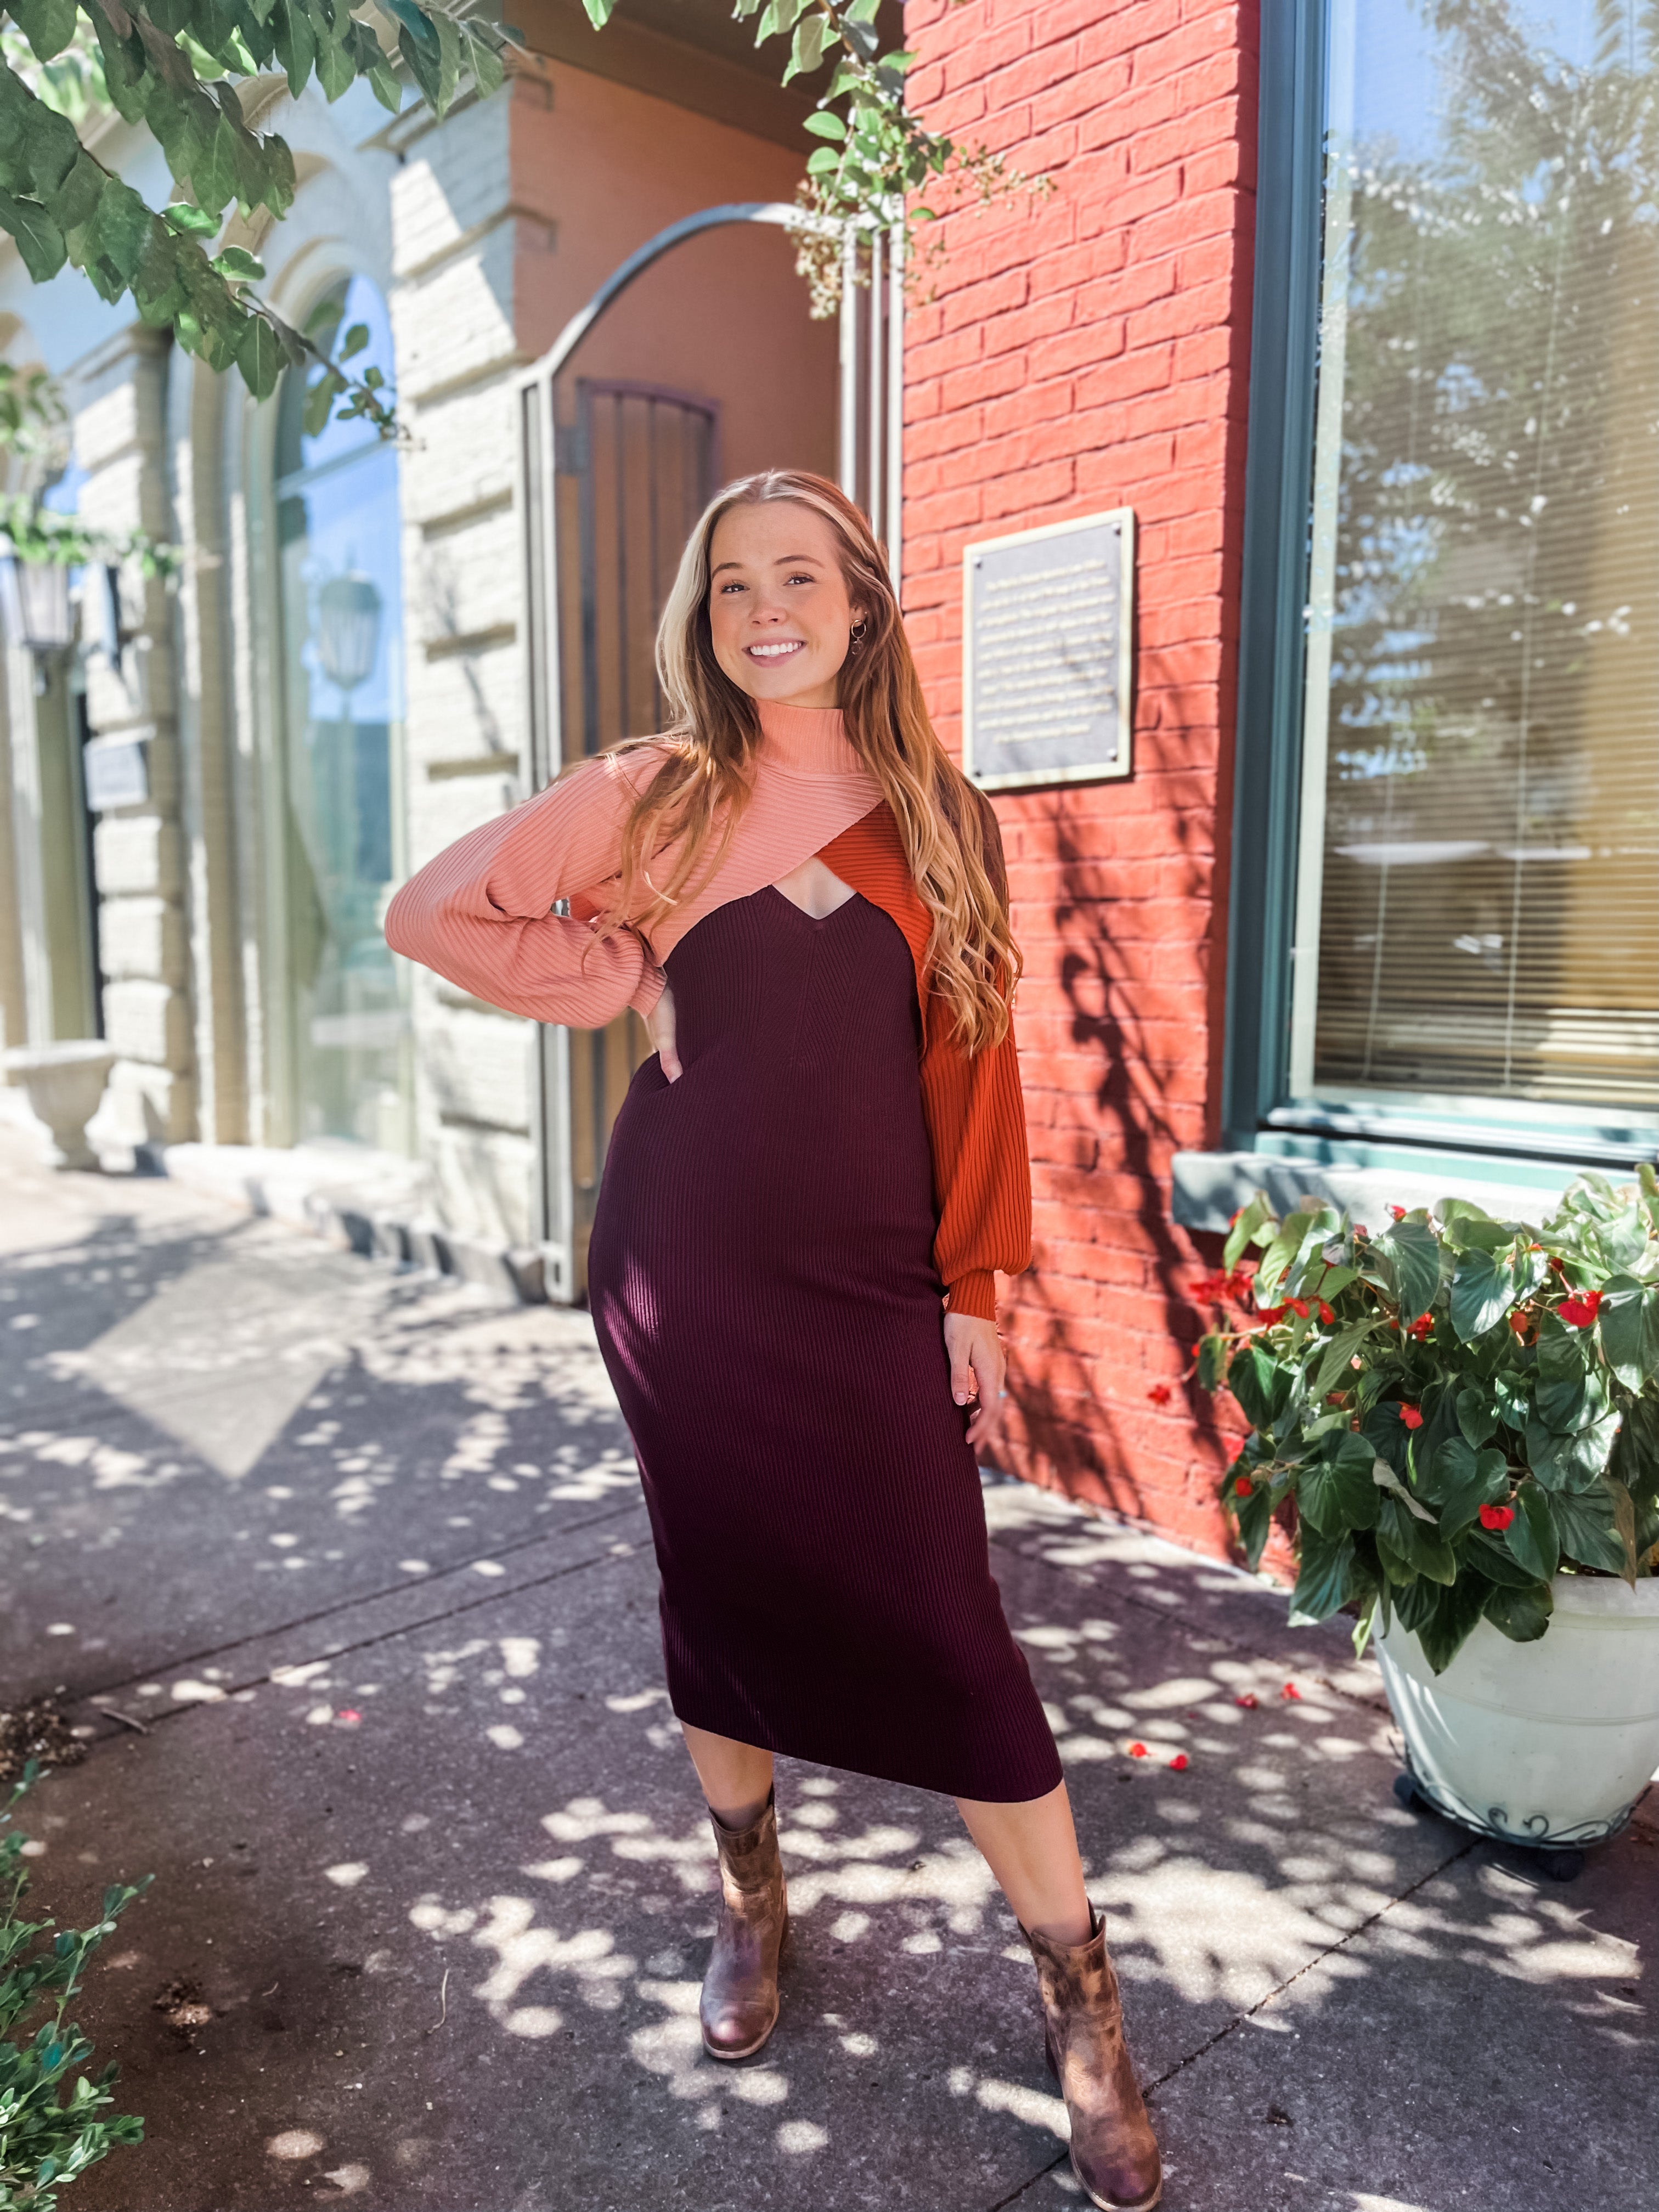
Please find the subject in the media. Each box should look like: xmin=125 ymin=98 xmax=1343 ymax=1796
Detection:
xmin=1290 ymin=0 xmax=1659 ymax=1126
xmin=273 ymin=276 xmax=411 ymax=1152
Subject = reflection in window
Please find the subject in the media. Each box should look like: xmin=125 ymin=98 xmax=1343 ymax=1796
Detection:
xmin=274 ymin=274 xmax=411 ymax=1150
xmin=1292 ymin=0 xmax=1659 ymax=1116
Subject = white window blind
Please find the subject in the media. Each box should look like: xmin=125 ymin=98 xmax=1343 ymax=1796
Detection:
xmin=1290 ymin=0 xmax=1659 ymax=1120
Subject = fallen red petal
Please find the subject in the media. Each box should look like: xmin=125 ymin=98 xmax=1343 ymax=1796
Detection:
xmin=1167 ymin=1754 xmax=1189 ymax=1771
xmin=1281 ymin=1683 xmax=1302 ymax=1701
xmin=1128 ymin=1742 xmax=1148 ymax=1758
xmin=1147 ymin=1383 xmax=1172 ymax=1406
xmin=1235 ymin=1694 xmax=1259 ymax=1709
xmin=337 ymin=1709 xmax=362 ymax=1724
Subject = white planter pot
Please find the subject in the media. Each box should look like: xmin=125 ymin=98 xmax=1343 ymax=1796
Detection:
xmin=2 ymin=1041 xmax=116 ymax=1171
xmin=1376 ymin=1574 xmax=1659 ymax=1849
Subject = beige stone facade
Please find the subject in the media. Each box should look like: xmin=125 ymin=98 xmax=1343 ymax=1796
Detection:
xmin=1 ymin=11 xmax=845 ymax=1277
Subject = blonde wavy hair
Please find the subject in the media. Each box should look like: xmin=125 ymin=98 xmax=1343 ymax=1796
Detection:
xmin=593 ymin=469 xmax=1020 ymax=1051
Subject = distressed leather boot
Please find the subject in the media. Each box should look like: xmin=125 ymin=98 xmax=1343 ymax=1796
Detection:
xmin=1026 ymin=1910 xmax=1161 ymax=2211
xmin=699 ymin=1788 xmax=787 ymax=2061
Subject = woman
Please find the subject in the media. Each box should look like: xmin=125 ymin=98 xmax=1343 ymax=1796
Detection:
xmin=385 ymin=471 xmax=1160 ymax=2212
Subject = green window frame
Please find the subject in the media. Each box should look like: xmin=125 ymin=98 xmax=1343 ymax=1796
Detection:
xmin=1220 ymin=0 xmax=1658 ymax=1194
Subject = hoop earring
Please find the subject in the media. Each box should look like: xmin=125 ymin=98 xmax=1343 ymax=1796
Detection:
xmin=848 ymin=621 xmax=868 ymax=659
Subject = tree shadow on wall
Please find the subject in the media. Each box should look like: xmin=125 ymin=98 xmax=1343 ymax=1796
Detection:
xmin=1000 ymin=799 xmax=1238 ymax=1544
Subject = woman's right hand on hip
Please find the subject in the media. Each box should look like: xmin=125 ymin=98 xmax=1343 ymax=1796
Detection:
xmin=646 ymin=981 xmax=681 ymax=1082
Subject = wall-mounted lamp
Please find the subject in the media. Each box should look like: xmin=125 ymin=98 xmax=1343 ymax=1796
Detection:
xmin=1 ymin=554 xmax=75 ymax=688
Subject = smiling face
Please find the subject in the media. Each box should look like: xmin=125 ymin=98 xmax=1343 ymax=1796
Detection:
xmin=705 ymin=499 xmax=865 ymax=711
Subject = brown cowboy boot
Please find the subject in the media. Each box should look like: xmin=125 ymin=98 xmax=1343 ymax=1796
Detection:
xmin=699 ymin=1788 xmax=788 ymax=2061
xmin=1026 ymin=1910 xmax=1162 ymax=2211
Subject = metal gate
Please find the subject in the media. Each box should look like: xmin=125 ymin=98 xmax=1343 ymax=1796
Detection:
xmin=518 ymin=204 xmax=901 ymax=1300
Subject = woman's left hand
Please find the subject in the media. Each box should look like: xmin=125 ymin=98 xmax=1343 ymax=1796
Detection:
xmin=943 ymin=1311 xmax=1007 ymax=1452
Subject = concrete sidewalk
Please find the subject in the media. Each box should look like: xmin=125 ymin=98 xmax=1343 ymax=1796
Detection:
xmin=2 ymin=1124 xmax=1651 ymax=2212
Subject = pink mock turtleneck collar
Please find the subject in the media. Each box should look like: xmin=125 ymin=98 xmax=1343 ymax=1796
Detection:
xmin=755 ymin=697 xmax=865 ymax=778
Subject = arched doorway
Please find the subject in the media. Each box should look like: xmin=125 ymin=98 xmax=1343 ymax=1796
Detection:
xmin=273 ymin=275 xmax=412 ymax=1154
xmin=517 ymin=205 xmax=901 ymax=1298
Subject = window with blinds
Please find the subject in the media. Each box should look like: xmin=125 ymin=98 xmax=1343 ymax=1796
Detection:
xmin=1290 ymin=0 xmax=1659 ymax=1122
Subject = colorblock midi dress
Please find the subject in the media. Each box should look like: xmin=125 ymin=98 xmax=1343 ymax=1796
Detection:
xmin=385 ymin=702 xmax=1061 ymax=1803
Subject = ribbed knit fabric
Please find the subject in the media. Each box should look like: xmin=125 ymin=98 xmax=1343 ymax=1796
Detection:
xmin=819 ymin=803 xmax=1031 ymax=1322
xmin=587 ymin=882 xmax=1062 ymax=1802
xmin=383 ymin=702 xmax=1030 ymax=1318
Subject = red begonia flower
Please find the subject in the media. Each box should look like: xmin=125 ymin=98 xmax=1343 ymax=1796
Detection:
xmin=1318 ymin=1301 xmax=1336 ymax=1324
xmin=1400 ymin=1404 xmax=1424 ymax=1429
xmin=1257 ymin=1303 xmax=1289 ymax=1325
xmin=1477 ymin=1502 xmax=1516 ymax=1531
xmin=1148 ymin=1383 xmax=1172 ymax=1406
xmin=1285 ymin=1296 xmax=1311 ymax=1319
xmin=1235 ymin=1694 xmax=1259 ymax=1709
xmin=1167 ymin=1753 xmax=1189 ymax=1771
xmin=1281 ymin=1683 xmax=1302 ymax=1701
xmin=1389 ymin=1205 xmax=1407 ymax=1221
xmin=1128 ymin=1742 xmax=1149 ymax=1758
xmin=1234 ymin=1476 xmax=1254 ymax=1498
xmin=1509 ymin=1309 xmax=1531 ymax=1339
xmin=1353 ymin=1222 xmax=1369 ymax=1238
xmin=1408 ymin=1313 xmax=1434 ymax=1341
xmin=1558 ymin=1291 xmax=1603 ymax=1330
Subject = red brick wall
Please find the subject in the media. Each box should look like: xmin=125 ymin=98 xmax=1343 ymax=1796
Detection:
xmin=903 ymin=0 xmax=1260 ymax=1553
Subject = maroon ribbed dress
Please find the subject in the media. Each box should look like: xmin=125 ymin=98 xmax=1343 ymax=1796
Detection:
xmin=587 ymin=883 xmax=1062 ymax=1802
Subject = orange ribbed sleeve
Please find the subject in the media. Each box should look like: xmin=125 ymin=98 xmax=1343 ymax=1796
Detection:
xmin=819 ymin=804 xmax=1032 ymax=1322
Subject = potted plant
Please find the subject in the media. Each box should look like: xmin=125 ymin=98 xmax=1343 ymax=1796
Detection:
xmin=1192 ymin=1172 xmax=1659 ymax=1854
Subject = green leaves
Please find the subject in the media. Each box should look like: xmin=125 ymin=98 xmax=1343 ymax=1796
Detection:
xmin=1525 ymin=1407 xmax=1620 ymax=1492
xmin=1288 ymin=1524 xmax=1356 ymax=1626
xmin=1483 ymin=1578 xmax=1554 ymax=1643
xmin=1504 ymin=1480 xmax=1559 ymax=1582
xmin=9 ymin=0 xmax=83 ymax=64
xmin=1414 ymin=1570 xmax=1492 ymax=1674
xmin=0 ymin=187 xmax=66 ymax=279
xmin=1378 ymin=1491 xmax=1455 ymax=1584
xmin=1226 ymin=1339 xmax=1294 ymax=1432
xmin=211 ymin=242 xmax=264 ymax=281
xmin=1599 ymin=1275 xmax=1659 ymax=1391
xmin=1297 ymin=1431 xmax=1380 ymax=1537
xmin=1375 ymin=1215 xmax=1441 ymax=1329
xmin=1448 ymin=1244 xmax=1517 ymax=1341
xmin=1425 ymin=1436 xmax=1509 ymax=1537
xmin=1548 ymin=1477 xmax=1637 ymax=1580
xmin=784 ymin=10 xmax=831 ymax=82
xmin=0 ymin=1775 xmax=150 ymax=2209
xmin=234 ymin=312 xmax=283 ymax=399
xmin=1223 ymin=1192 xmax=1273 ymax=1271
xmin=1 ymin=0 xmax=525 ymax=438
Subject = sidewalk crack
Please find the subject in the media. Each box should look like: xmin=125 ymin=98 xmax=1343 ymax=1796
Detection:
xmin=79 ymin=1492 xmax=646 ymax=1704
xmin=984 ymin=1830 xmax=1477 ymax=2209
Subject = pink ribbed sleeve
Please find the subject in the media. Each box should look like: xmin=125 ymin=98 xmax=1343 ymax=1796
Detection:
xmin=383 ymin=750 xmax=668 ymax=1026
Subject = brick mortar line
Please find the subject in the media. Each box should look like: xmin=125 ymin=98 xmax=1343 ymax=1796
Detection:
xmin=77 ymin=1492 xmax=647 ymax=1708
xmin=987 ymin=1835 xmax=1478 ymax=2211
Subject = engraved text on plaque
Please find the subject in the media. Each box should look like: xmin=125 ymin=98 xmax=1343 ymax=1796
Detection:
xmin=962 ymin=509 xmax=1134 ymax=791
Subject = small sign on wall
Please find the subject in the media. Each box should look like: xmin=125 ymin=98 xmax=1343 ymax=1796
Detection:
xmin=81 ymin=731 xmax=150 ymax=811
xmin=962 ymin=509 xmax=1134 ymax=791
